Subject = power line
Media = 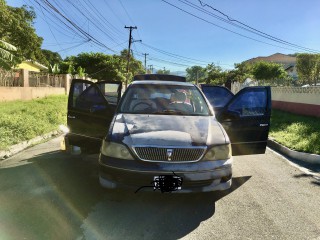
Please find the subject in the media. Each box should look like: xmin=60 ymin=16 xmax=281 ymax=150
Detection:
xmin=30 ymin=0 xmax=88 ymax=41
xmin=102 ymin=0 xmax=127 ymax=26
xmin=78 ymin=0 xmax=125 ymax=42
xmin=39 ymin=0 xmax=116 ymax=52
xmin=43 ymin=41 xmax=87 ymax=46
xmin=64 ymin=0 xmax=119 ymax=44
xmin=141 ymin=42 xmax=209 ymax=65
xmin=118 ymin=0 xmax=143 ymax=41
xmin=57 ymin=40 xmax=90 ymax=53
xmin=193 ymin=0 xmax=319 ymax=53
xmin=140 ymin=42 xmax=233 ymax=67
xmin=37 ymin=1 xmax=64 ymax=52
xmin=161 ymin=0 xmax=318 ymax=53
xmin=85 ymin=1 xmax=125 ymax=38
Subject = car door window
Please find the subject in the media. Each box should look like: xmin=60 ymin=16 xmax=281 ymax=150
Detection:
xmin=228 ymin=89 xmax=267 ymax=117
xmin=71 ymin=82 xmax=92 ymax=108
xmin=201 ymin=86 xmax=233 ymax=108
xmin=75 ymin=85 xmax=106 ymax=113
xmin=96 ymin=82 xmax=121 ymax=105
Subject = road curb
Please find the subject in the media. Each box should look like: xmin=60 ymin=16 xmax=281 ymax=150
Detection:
xmin=2 ymin=132 xmax=319 ymax=165
xmin=0 ymin=130 xmax=62 ymax=161
xmin=267 ymin=139 xmax=320 ymax=164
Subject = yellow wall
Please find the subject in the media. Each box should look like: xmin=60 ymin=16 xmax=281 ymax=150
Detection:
xmin=17 ymin=62 xmax=42 ymax=72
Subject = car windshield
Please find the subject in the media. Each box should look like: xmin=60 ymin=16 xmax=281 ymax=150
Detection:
xmin=119 ymin=84 xmax=210 ymax=116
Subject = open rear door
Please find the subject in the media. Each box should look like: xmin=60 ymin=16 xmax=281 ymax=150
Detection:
xmin=200 ymin=85 xmax=234 ymax=115
xmin=67 ymin=79 xmax=122 ymax=152
xmin=202 ymin=86 xmax=271 ymax=156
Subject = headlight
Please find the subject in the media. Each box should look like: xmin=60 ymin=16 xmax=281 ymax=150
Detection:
xmin=101 ymin=140 xmax=134 ymax=160
xmin=203 ymin=144 xmax=232 ymax=161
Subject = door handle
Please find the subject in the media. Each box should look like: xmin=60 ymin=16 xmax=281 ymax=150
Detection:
xmin=260 ymin=124 xmax=268 ymax=127
xmin=68 ymin=115 xmax=76 ymax=119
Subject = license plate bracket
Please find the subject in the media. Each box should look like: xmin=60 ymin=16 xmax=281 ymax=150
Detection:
xmin=153 ymin=174 xmax=183 ymax=193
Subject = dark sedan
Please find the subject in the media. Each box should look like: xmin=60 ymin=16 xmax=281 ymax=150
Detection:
xmin=65 ymin=75 xmax=271 ymax=193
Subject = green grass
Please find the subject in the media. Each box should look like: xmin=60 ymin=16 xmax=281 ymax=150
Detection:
xmin=270 ymin=109 xmax=320 ymax=155
xmin=0 ymin=95 xmax=68 ymax=150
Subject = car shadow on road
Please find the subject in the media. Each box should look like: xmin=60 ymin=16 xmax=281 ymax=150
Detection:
xmin=0 ymin=150 xmax=251 ymax=240
xmin=81 ymin=175 xmax=251 ymax=240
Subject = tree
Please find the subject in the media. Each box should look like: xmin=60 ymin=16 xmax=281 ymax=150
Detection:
xmin=49 ymin=63 xmax=60 ymax=74
xmin=204 ymin=63 xmax=225 ymax=85
xmin=41 ymin=49 xmax=62 ymax=66
xmin=76 ymin=66 xmax=86 ymax=77
xmin=119 ymin=49 xmax=145 ymax=79
xmin=230 ymin=62 xmax=254 ymax=83
xmin=296 ymin=53 xmax=320 ymax=85
xmin=0 ymin=39 xmax=18 ymax=85
xmin=64 ymin=52 xmax=124 ymax=81
xmin=0 ymin=0 xmax=45 ymax=64
xmin=64 ymin=51 xmax=144 ymax=83
xmin=186 ymin=66 xmax=206 ymax=83
xmin=156 ymin=69 xmax=170 ymax=74
xmin=252 ymin=61 xmax=288 ymax=85
xmin=0 ymin=39 xmax=17 ymax=70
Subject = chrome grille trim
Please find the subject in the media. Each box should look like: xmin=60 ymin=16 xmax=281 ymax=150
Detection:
xmin=132 ymin=145 xmax=207 ymax=163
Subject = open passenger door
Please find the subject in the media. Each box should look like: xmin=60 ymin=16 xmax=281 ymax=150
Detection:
xmin=201 ymin=85 xmax=271 ymax=156
xmin=66 ymin=79 xmax=122 ymax=152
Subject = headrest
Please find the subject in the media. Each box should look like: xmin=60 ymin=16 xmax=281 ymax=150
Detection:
xmin=174 ymin=91 xmax=186 ymax=102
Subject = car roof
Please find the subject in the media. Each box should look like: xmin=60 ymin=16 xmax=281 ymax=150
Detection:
xmin=133 ymin=74 xmax=186 ymax=82
xmin=130 ymin=80 xmax=195 ymax=86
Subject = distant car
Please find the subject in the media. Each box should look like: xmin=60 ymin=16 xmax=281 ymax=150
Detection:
xmin=301 ymin=83 xmax=320 ymax=87
xmin=65 ymin=74 xmax=271 ymax=193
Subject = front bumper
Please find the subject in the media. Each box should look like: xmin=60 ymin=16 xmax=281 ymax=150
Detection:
xmin=98 ymin=154 xmax=233 ymax=193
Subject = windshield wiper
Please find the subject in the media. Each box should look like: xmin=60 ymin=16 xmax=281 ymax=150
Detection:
xmin=152 ymin=110 xmax=184 ymax=115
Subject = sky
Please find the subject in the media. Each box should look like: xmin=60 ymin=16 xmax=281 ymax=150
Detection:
xmin=6 ymin=0 xmax=320 ymax=73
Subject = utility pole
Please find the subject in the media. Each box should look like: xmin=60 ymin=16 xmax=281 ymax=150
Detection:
xmin=196 ymin=70 xmax=199 ymax=86
xmin=148 ymin=65 xmax=153 ymax=73
xmin=125 ymin=26 xmax=137 ymax=88
xmin=143 ymin=53 xmax=149 ymax=71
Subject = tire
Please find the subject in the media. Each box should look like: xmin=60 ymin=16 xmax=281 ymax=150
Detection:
xmin=63 ymin=135 xmax=81 ymax=155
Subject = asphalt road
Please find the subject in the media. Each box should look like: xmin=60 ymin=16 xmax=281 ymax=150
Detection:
xmin=0 ymin=136 xmax=320 ymax=240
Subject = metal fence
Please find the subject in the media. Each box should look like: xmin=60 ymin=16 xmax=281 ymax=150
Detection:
xmin=29 ymin=72 xmax=65 ymax=87
xmin=0 ymin=69 xmax=68 ymax=87
xmin=231 ymin=79 xmax=319 ymax=94
xmin=0 ymin=69 xmax=20 ymax=86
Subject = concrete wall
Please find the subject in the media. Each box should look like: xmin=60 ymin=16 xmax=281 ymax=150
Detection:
xmin=271 ymin=87 xmax=320 ymax=117
xmin=0 ymin=87 xmax=65 ymax=102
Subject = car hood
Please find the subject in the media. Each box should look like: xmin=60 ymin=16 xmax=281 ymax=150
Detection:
xmin=110 ymin=114 xmax=228 ymax=147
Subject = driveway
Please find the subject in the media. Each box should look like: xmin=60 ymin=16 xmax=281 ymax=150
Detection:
xmin=0 ymin=136 xmax=319 ymax=240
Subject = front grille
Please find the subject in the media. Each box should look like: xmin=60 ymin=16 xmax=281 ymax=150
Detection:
xmin=132 ymin=146 xmax=207 ymax=162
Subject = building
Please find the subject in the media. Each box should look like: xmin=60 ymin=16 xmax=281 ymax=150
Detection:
xmin=245 ymin=53 xmax=298 ymax=80
xmin=16 ymin=60 xmax=48 ymax=72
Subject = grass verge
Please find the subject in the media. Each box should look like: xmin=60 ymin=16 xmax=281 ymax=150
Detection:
xmin=270 ymin=109 xmax=320 ymax=155
xmin=0 ymin=95 xmax=67 ymax=150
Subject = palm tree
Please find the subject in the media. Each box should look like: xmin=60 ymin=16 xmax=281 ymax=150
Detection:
xmin=0 ymin=39 xmax=17 ymax=70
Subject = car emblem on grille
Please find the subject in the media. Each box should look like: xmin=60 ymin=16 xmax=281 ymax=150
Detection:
xmin=167 ymin=149 xmax=173 ymax=161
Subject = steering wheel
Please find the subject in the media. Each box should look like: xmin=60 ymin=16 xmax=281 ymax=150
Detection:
xmin=132 ymin=102 xmax=153 ymax=111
